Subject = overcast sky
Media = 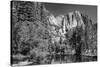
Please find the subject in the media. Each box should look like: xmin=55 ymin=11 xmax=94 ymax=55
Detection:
xmin=44 ymin=2 xmax=97 ymax=23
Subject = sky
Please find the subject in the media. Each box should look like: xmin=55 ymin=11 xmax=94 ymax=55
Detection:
xmin=44 ymin=2 xmax=97 ymax=23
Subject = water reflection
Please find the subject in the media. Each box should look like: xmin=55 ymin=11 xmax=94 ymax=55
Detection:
xmin=51 ymin=54 xmax=97 ymax=64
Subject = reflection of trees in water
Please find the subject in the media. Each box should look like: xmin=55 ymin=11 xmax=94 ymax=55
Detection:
xmin=51 ymin=54 xmax=76 ymax=63
xmin=49 ymin=54 xmax=97 ymax=64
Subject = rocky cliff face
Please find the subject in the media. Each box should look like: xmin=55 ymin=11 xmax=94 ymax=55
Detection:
xmin=11 ymin=1 xmax=97 ymax=65
xmin=48 ymin=10 xmax=97 ymax=56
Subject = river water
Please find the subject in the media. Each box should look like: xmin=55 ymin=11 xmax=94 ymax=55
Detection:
xmin=50 ymin=54 xmax=97 ymax=64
